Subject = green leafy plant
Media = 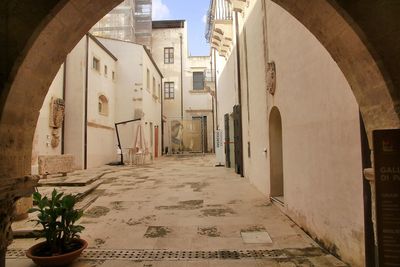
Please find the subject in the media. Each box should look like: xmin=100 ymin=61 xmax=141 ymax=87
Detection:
xmin=29 ymin=189 xmax=85 ymax=256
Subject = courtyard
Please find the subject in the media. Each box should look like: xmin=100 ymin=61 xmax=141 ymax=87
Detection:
xmin=7 ymin=155 xmax=346 ymax=266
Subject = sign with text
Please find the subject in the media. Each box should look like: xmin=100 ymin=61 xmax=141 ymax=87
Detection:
xmin=373 ymin=129 xmax=400 ymax=267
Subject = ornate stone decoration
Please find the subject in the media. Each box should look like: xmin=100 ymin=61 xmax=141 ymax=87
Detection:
xmin=266 ymin=61 xmax=276 ymax=95
xmin=49 ymin=98 xmax=65 ymax=128
xmin=49 ymin=98 xmax=65 ymax=148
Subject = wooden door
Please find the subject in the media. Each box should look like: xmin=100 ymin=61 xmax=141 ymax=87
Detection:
xmin=233 ymin=105 xmax=243 ymax=176
xmin=224 ymin=113 xmax=230 ymax=168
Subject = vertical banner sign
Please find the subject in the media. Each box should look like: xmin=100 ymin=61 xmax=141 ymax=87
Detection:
xmin=373 ymin=129 xmax=400 ymax=266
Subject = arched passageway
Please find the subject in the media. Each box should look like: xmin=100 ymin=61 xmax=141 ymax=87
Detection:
xmin=269 ymin=107 xmax=283 ymax=202
xmin=1 ymin=0 xmax=400 ymax=265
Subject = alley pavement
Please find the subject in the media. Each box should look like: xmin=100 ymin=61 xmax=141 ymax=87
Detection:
xmin=7 ymin=155 xmax=347 ymax=266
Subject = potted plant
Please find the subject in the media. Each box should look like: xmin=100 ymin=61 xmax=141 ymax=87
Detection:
xmin=26 ymin=189 xmax=87 ymax=267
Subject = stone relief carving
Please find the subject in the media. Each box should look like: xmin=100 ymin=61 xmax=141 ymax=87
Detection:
xmin=49 ymin=98 xmax=65 ymax=128
xmin=49 ymin=98 xmax=65 ymax=148
xmin=266 ymin=61 xmax=276 ymax=95
xmin=51 ymin=128 xmax=60 ymax=148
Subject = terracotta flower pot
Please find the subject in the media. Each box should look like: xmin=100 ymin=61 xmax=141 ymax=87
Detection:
xmin=26 ymin=239 xmax=87 ymax=267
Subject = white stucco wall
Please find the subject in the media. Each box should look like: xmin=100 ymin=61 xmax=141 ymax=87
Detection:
xmin=64 ymin=36 xmax=118 ymax=169
xmin=238 ymin=0 xmax=269 ymax=193
xmin=142 ymin=48 xmax=163 ymax=159
xmin=31 ymin=65 xmax=64 ymax=174
xmin=86 ymin=37 xmax=117 ymax=168
xmin=64 ymin=37 xmax=87 ymax=169
xmin=184 ymin=56 xmax=214 ymax=152
xmin=97 ymin=38 xmax=143 ymax=153
xmin=98 ymin=37 xmax=162 ymax=160
xmin=213 ymin=0 xmax=365 ymax=265
xmin=265 ymin=2 xmax=364 ymax=265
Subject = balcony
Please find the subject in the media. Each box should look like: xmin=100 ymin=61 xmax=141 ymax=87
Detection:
xmin=226 ymin=0 xmax=249 ymax=13
xmin=206 ymin=0 xmax=234 ymax=58
xmin=204 ymin=69 xmax=216 ymax=96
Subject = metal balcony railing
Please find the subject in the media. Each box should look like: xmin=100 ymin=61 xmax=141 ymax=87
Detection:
xmin=205 ymin=0 xmax=233 ymax=42
xmin=204 ymin=69 xmax=216 ymax=83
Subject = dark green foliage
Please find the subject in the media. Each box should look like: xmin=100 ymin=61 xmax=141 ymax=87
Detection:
xmin=29 ymin=189 xmax=85 ymax=255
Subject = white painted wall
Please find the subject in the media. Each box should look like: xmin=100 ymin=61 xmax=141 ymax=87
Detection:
xmin=31 ymin=66 xmax=64 ymax=174
xmin=98 ymin=37 xmax=162 ymax=160
xmin=265 ymin=2 xmax=364 ymax=265
xmin=64 ymin=37 xmax=87 ymax=169
xmin=65 ymin=35 xmax=118 ymax=169
xmin=86 ymin=37 xmax=117 ymax=168
xmin=213 ymin=0 xmax=365 ymax=265
xmin=142 ymin=49 xmax=163 ymax=159
xmin=96 ymin=38 xmax=142 ymax=157
xmin=238 ymin=0 xmax=269 ymax=193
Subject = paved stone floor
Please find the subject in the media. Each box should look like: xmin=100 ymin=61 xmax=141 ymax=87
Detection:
xmin=7 ymin=155 xmax=347 ymax=266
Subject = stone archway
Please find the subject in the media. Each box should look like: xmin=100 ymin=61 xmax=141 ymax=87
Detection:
xmin=269 ymin=107 xmax=284 ymax=202
xmin=1 ymin=0 xmax=400 ymax=264
xmin=0 ymin=0 xmax=123 ymax=263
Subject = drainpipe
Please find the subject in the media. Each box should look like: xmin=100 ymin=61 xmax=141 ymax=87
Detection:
xmin=180 ymin=34 xmax=184 ymax=121
xmin=161 ymin=78 xmax=164 ymax=155
xmin=180 ymin=33 xmax=184 ymax=152
xmin=235 ymin=12 xmax=242 ymax=107
xmin=210 ymin=56 xmax=216 ymax=153
xmin=234 ymin=11 xmax=244 ymax=177
xmin=213 ymin=49 xmax=218 ymax=130
xmin=84 ymin=34 xmax=89 ymax=169
xmin=61 ymin=60 xmax=67 ymax=155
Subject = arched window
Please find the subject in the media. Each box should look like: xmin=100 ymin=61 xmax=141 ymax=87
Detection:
xmin=98 ymin=95 xmax=109 ymax=116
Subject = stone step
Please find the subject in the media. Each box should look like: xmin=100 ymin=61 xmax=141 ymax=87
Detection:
xmin=37 ymin=170 xmax=112 ymax=187
xmin=12 ymin=181 xmax=103 ymax=238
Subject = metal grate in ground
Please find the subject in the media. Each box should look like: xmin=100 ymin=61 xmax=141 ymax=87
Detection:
xmin=7 ymin=248 xmax=292 ymax=261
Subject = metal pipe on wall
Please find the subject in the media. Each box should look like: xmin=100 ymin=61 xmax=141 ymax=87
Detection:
xmin=84 ymin=34 xmax=89 ymax=169
xmin=234 ymin=11 xmax=244 ymax=177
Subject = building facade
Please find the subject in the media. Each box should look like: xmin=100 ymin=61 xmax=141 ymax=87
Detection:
xmin=151 ymin=20 xmax=214 ymax=154
xmin=207 ymin=0 xmax=366 ymax=266
xmin=98 ymin=36 xmax=163 ymax=161
xmin=32 ymin=34 xmax=162 ymax=171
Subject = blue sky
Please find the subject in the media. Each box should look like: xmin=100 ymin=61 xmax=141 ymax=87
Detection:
xmin=152 ymin=0 xmax=211 ymax=56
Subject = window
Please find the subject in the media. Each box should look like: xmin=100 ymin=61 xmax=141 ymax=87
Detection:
xmin=164 ymin=47 xmax=174 ymax=64
xmin=152 ymin=77 xmax=156 ymax=96
xmin=112 ymin=71 xmax=115 ymax=80
xmin=158 ymin=83 xmax=161 ymax=99
xmin=164 ymin=82 xmax=174 ymax=99
xmin=92 ymin=57 xmax=100 ymax=72
xmin=104 ymin=65 xmax=108 ymax=76
xmin=146 ymin=69 xmax=150 ymax=91
xmin=193 ymin=72 xmax=204 ymax=90
xmin=98 ymin=95 xmax=109 ymax=116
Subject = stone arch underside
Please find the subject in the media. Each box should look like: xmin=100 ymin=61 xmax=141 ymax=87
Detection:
xmin=1 ymin=0 xmax=400 ymax=262
xmin=271 ymin=0 xmax=400 ymax=141
xmin=0 ymin=0 xmax=123 ymax=259
xmin=0 ymin=0 xmax=123 ymax=179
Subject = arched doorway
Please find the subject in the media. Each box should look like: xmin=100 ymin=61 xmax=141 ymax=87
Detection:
xmin=269 ymin=107 xmax=284 ymax=203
